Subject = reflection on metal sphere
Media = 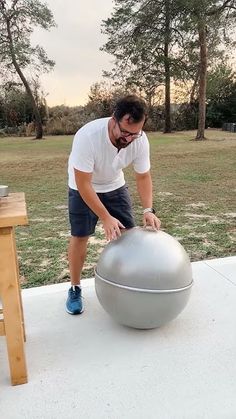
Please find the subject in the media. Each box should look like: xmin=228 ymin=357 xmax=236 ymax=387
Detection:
xmin=95 ymin=228 xmax=193 ymax=329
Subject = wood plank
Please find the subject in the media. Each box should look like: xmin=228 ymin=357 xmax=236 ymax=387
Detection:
xmin=0 ymin=193 xmax=28 ymax=227
xmin=0 ymin=227 xmax=28 ymax=385
xmin=12 ymin=228 xmax=26 ymax=342
xmin=0 ymin=319 xmax=5 ymax=336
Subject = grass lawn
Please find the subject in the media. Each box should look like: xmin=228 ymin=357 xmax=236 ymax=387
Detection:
xmin=0 ymin=129 xmax=235 ymax=288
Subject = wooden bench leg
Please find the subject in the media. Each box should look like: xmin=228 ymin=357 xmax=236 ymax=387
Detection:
xmin=17 ymin=282 xmax=26 ymax=343
xmin=13 ymin=230 xmax=26 ymax=342
xmin=0 ymin=227 xmax=28 ymax=385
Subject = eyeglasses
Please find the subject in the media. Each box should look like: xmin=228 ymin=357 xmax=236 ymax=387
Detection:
xmin=116 ymin=120 xmax=143 ymax=140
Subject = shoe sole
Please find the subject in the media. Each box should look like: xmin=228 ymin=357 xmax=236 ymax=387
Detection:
xmin=66 ymin=306 xmax=84 ymax=315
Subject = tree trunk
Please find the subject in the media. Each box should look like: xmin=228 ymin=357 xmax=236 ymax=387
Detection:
xmin=190 ymin=67 xmax=200 ymax=104
xmin=196 ymin=20 xmax=207 ymax=140
xmin=164 ymin=0 xmax=171 ymax=133
xmin=6 ymin=19 xmax=43 ymax=139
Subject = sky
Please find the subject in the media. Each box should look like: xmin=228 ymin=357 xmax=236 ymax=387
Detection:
xmin=32 ymin=0 xmax=114 ymax=107
xmin=31 ymin=1 xmax=236 ymax=108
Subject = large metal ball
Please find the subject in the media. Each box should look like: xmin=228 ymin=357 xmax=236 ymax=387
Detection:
xmin=95 ymin=228 xmax=193 ymax=329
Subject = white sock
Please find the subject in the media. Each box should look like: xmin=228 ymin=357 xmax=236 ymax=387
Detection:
xmin=72 ymin=285 xmax=81 ymax=291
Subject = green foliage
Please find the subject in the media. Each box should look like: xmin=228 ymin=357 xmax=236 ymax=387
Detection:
xmin=173 ymin=102 xmax=198 ymax=130
xmin=206 ymin=64 xmax=236 ymax=101
xmin=0 ymin=81 xmax=47 ymax=132
xmin=0 ymin=0 xmax=56 ymax=138
xmin=101 ymin=0 xmax=187 ymax=107
xmin=46 ymin=106 xmax=86 ymax=136
xmin=42 ymin=84 xmax=127 ymax=136
xmin=206 ymin=64 xmax=236 ymax=127
xmin=0 ymin=0 xmax=56 ymax=75
xmin=173 ymin=63 xmax=236 ymax=130
xmin=101 ymin=0 xmax=236 ymax=137
xmin=101 ymin=0 xmax=236 ymax=95
xmin=86 ymin=82 xmax=115 ymax=118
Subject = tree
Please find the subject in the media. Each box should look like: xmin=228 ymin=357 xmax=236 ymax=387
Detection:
xmin=178 ymin=0 xmax=236 ymax=140
xmin=207 ymin=63 xmax=236 ymax=103
xmin=102 ymin=0 xmax=236 ymax=138
xmin=0 ymin=80 xmax=48 ymax=133
xmin=85 ymin=82 xmax=127 ymax=119
xmin=0 ymin=0 xmax=56 ymax=139
xmin=206 ymin=63 xmax=236 ymax=127
xmin=101 ymin=0 xmax=189 ymax=133
xmin=86 ymin=82 xmax=114 ymax=118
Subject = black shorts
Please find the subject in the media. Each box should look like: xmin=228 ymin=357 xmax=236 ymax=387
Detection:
xmin=68 ymin=184 xmax=136 ymax=237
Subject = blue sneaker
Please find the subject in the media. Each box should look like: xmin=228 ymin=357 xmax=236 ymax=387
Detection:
xmin=66 ymin=286 xmax=84 ymax=315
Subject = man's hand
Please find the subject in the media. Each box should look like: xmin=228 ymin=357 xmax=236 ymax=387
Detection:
xmin=143 ymin=212 xmax=161 ymax=230
xmin=101 ymin=215 xmax=125 ymax=241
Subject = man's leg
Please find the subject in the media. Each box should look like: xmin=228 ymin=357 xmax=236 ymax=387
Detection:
xmin=66 ymin=236 xmax=89 ymax=315
xmin=67 ymin=187 xmax=98 ymax=314
xmin=68 ymin=235 xmax=89 ymax=286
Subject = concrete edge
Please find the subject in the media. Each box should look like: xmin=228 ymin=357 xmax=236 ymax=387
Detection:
xmin=22 ymin=278 xmax=95 ymax=297
xmin=22 ymin=256 xmax=236 ymax=298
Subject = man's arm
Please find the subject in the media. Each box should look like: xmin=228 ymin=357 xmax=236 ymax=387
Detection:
xmin=74 ymin=168 xmax=125 ymax=240
xmin=135 ymin=171 xmax=161 ymax=230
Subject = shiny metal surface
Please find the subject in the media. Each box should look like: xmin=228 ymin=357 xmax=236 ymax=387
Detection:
xmin=96 ymin=228 xmax=192 ymax=290
xmin=95 ymin=273 xmax=192 ymax=329
xmin=95 ymin=228 xmax=193 ymax=329
xmin=95 ymin=271 xmax=193 ymax=293
xmin=0 ymin=185 xmax=9 ymax=197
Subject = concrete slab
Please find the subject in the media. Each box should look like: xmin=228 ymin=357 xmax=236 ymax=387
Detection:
xmin=0 ymin=258 xmax=236 ymax=419
xmin=204 ymin=256 xmax=236 ymax=286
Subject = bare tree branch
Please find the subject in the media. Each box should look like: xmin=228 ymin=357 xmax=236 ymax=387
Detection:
xmin=207 ymin=0 xmax=235 ymax=15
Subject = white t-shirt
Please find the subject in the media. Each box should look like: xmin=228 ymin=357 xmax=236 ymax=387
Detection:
xmin=68 ymin=117 xmax=150 ymax=193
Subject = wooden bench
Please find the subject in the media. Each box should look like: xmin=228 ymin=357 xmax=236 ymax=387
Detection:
xmin=0 ymin=193 xmax=28 ymax=385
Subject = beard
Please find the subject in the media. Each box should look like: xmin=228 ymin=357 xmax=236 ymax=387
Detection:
xmin=115 ymin=136 xmax=133 ymax=150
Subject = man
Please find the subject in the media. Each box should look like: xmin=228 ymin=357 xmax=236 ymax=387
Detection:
xmin=66 ymin=95 xmax=161 ymax=315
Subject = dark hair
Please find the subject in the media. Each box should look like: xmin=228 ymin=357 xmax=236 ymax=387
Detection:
xmin=113 ymin=95 xmax=148 ymax=123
